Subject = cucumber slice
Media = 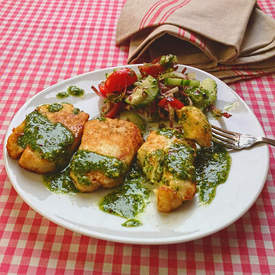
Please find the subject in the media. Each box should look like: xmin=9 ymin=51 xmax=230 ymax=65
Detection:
xmin=200 ymin=78 xmax=217 ymax=104
xmin=125 ymin=75 xmax=159 ymax=107
xmin=159 ymin=71 xmax=186 ymax=80
xmin=119 ymin=111 xmax=146 ymax=131
xmin=164 ymin=77 xmax=182 ymax=86
xmin=164 ymin=77 xmax=200 ymax=87
xmin=182 ymin=79 xmax=200 ymax=87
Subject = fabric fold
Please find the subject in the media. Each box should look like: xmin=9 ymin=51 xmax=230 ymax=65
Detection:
xmin=116 ymin=0 xmax=275 ymax=83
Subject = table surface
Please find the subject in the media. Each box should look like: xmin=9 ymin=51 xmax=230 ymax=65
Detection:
xmin=0 ymin=0 xmax=274 ymax=274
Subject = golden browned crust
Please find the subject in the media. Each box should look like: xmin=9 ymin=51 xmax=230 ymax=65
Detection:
xmin=71 ymin=118 xmax=143 ymax=192
xmin=18 ymin=146 xmax=55 ymax=173
xmin=6 ymin=103 xmax=89 ymax=174
xmin=157 ymin=186 xmax=183 ymax=213
xmin=6 ymin=121 xmax=25 ymax=159
xmin=157 ymin=174 xmax=196 ymax=213
xmin=71 ymin=171 xmax=124 ymax=193
xmin=70 ymin=171 xmax=101 ymax=192
xmin=79 ymin=118 xmax=143 ymax=163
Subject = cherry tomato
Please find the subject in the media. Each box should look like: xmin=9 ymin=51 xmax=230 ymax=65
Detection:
xmin=98 ymin=81 xmax=109 ymax=97
xmin=158 ymin=97 xmax=184 ymax=110
xmin=138 ymin=63 xmax=165 ymax=78
xmin=105 ymin=102 xmax=124 ymax=118
xmin=104 ymin=68 xmax=137 ymax=94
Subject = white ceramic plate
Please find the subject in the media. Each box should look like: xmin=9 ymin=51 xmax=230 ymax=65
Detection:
xmin=4 ymin=65 xmax=269 ymax=245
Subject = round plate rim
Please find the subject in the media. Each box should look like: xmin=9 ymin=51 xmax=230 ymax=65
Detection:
xmin=3 ymin=65 xmax=269 ymax=245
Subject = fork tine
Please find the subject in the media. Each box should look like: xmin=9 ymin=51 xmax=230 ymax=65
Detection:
xmin=213 ymin=139 xmax=237 ymax=150
xmin=212 ymin=133 xmax=235 ymax=145
xmin=212 ymin=135 xmax=238 ymax=149
xmin=211 ymin=124 xmax=240 ymax=149
xmin=211 ymin=125 xmax=237 ymax=136
xmin=211 ymin=128 xmax=236 ymax=141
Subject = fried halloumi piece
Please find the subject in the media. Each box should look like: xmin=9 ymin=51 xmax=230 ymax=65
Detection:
xmin=6 ymin=103 xmax=89 ymax=173
xmin=70 ymin=118 xmax=143 ymax=192
xmin=137 ymin=130 xmax=196 ymax=212
xmin=177 ymin=106 xmax=212 ymax=147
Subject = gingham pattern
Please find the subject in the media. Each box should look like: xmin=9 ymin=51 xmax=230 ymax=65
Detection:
xmin=0 ymin=0 xmax=274 ymax=273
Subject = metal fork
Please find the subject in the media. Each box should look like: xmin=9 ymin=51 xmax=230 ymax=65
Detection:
xmin=211 ymin=125 xmax=275 ymax=150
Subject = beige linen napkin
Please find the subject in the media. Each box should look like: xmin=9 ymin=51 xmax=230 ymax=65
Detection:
xmin=116 ymin=0 xmax=275 ymax=83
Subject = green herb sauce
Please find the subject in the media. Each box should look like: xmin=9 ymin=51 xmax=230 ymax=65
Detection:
xmin=56 ymin=91 xmax=69 ymax=99
xmin=67 ymin=86 xmax=85 ymax=97
xmin=99 ymin=163 xmax=151 ymax=225
xmin=47 ymin=103 xmax=63 ymax=113
xmin=122 ymin=219 xmax=142 ymax=227
xmin=17 ymin=110 xmax=74 ymax=168
xmin=73 ymin=108 xmax=80 ymax=115
xmin=157 ymin=128 xmax=183 ymax=139
xmin=70 ymin=150 xmax=127 ymax=186
xmin=143 ymin=149 xmax=165 ymax=183
xmin=43 ymin=166 xmax=78 ymax=193
xmin=96 ymin=116 xmax=107 ymax=121
xmin=166 ymin=143 xmax=195 ymax=180
xmin=142 ymin=129 xmax=195 ymax=182
xmin=195 ymin=142 xmax=231 ymax=204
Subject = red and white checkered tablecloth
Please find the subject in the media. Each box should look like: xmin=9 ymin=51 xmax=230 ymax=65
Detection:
xmin=0 ymin=0 xmax=274 ymax=273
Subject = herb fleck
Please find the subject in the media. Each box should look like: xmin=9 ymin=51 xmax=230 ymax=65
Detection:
xmin=67 ymin=86 xmax=85 ymax=97
xmin=47 ymin=103 xmax=63 ymax=113
xmin=56 ymin=91 xmax=69 ymax=99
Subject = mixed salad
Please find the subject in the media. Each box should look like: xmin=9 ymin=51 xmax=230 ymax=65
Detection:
xmin=92 ymin=54 xmax=231 ymax=128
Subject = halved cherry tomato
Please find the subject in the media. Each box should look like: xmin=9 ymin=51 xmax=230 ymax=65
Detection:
xmin=104 ymin=68 xmax=137 ymax=95
xmin=98 ymin=81 xmax=109 ymax=97
xmin=105 ymin=102 xmax=124 ymax=118
xmin=138 ymin=63 xmax=165 ymax=78
xmin=158 ymin=97 xmax=184 ymax=110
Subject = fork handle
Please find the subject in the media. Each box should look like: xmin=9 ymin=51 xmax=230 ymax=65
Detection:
xmin=258 ymin=137 xmax=275 ymax=147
